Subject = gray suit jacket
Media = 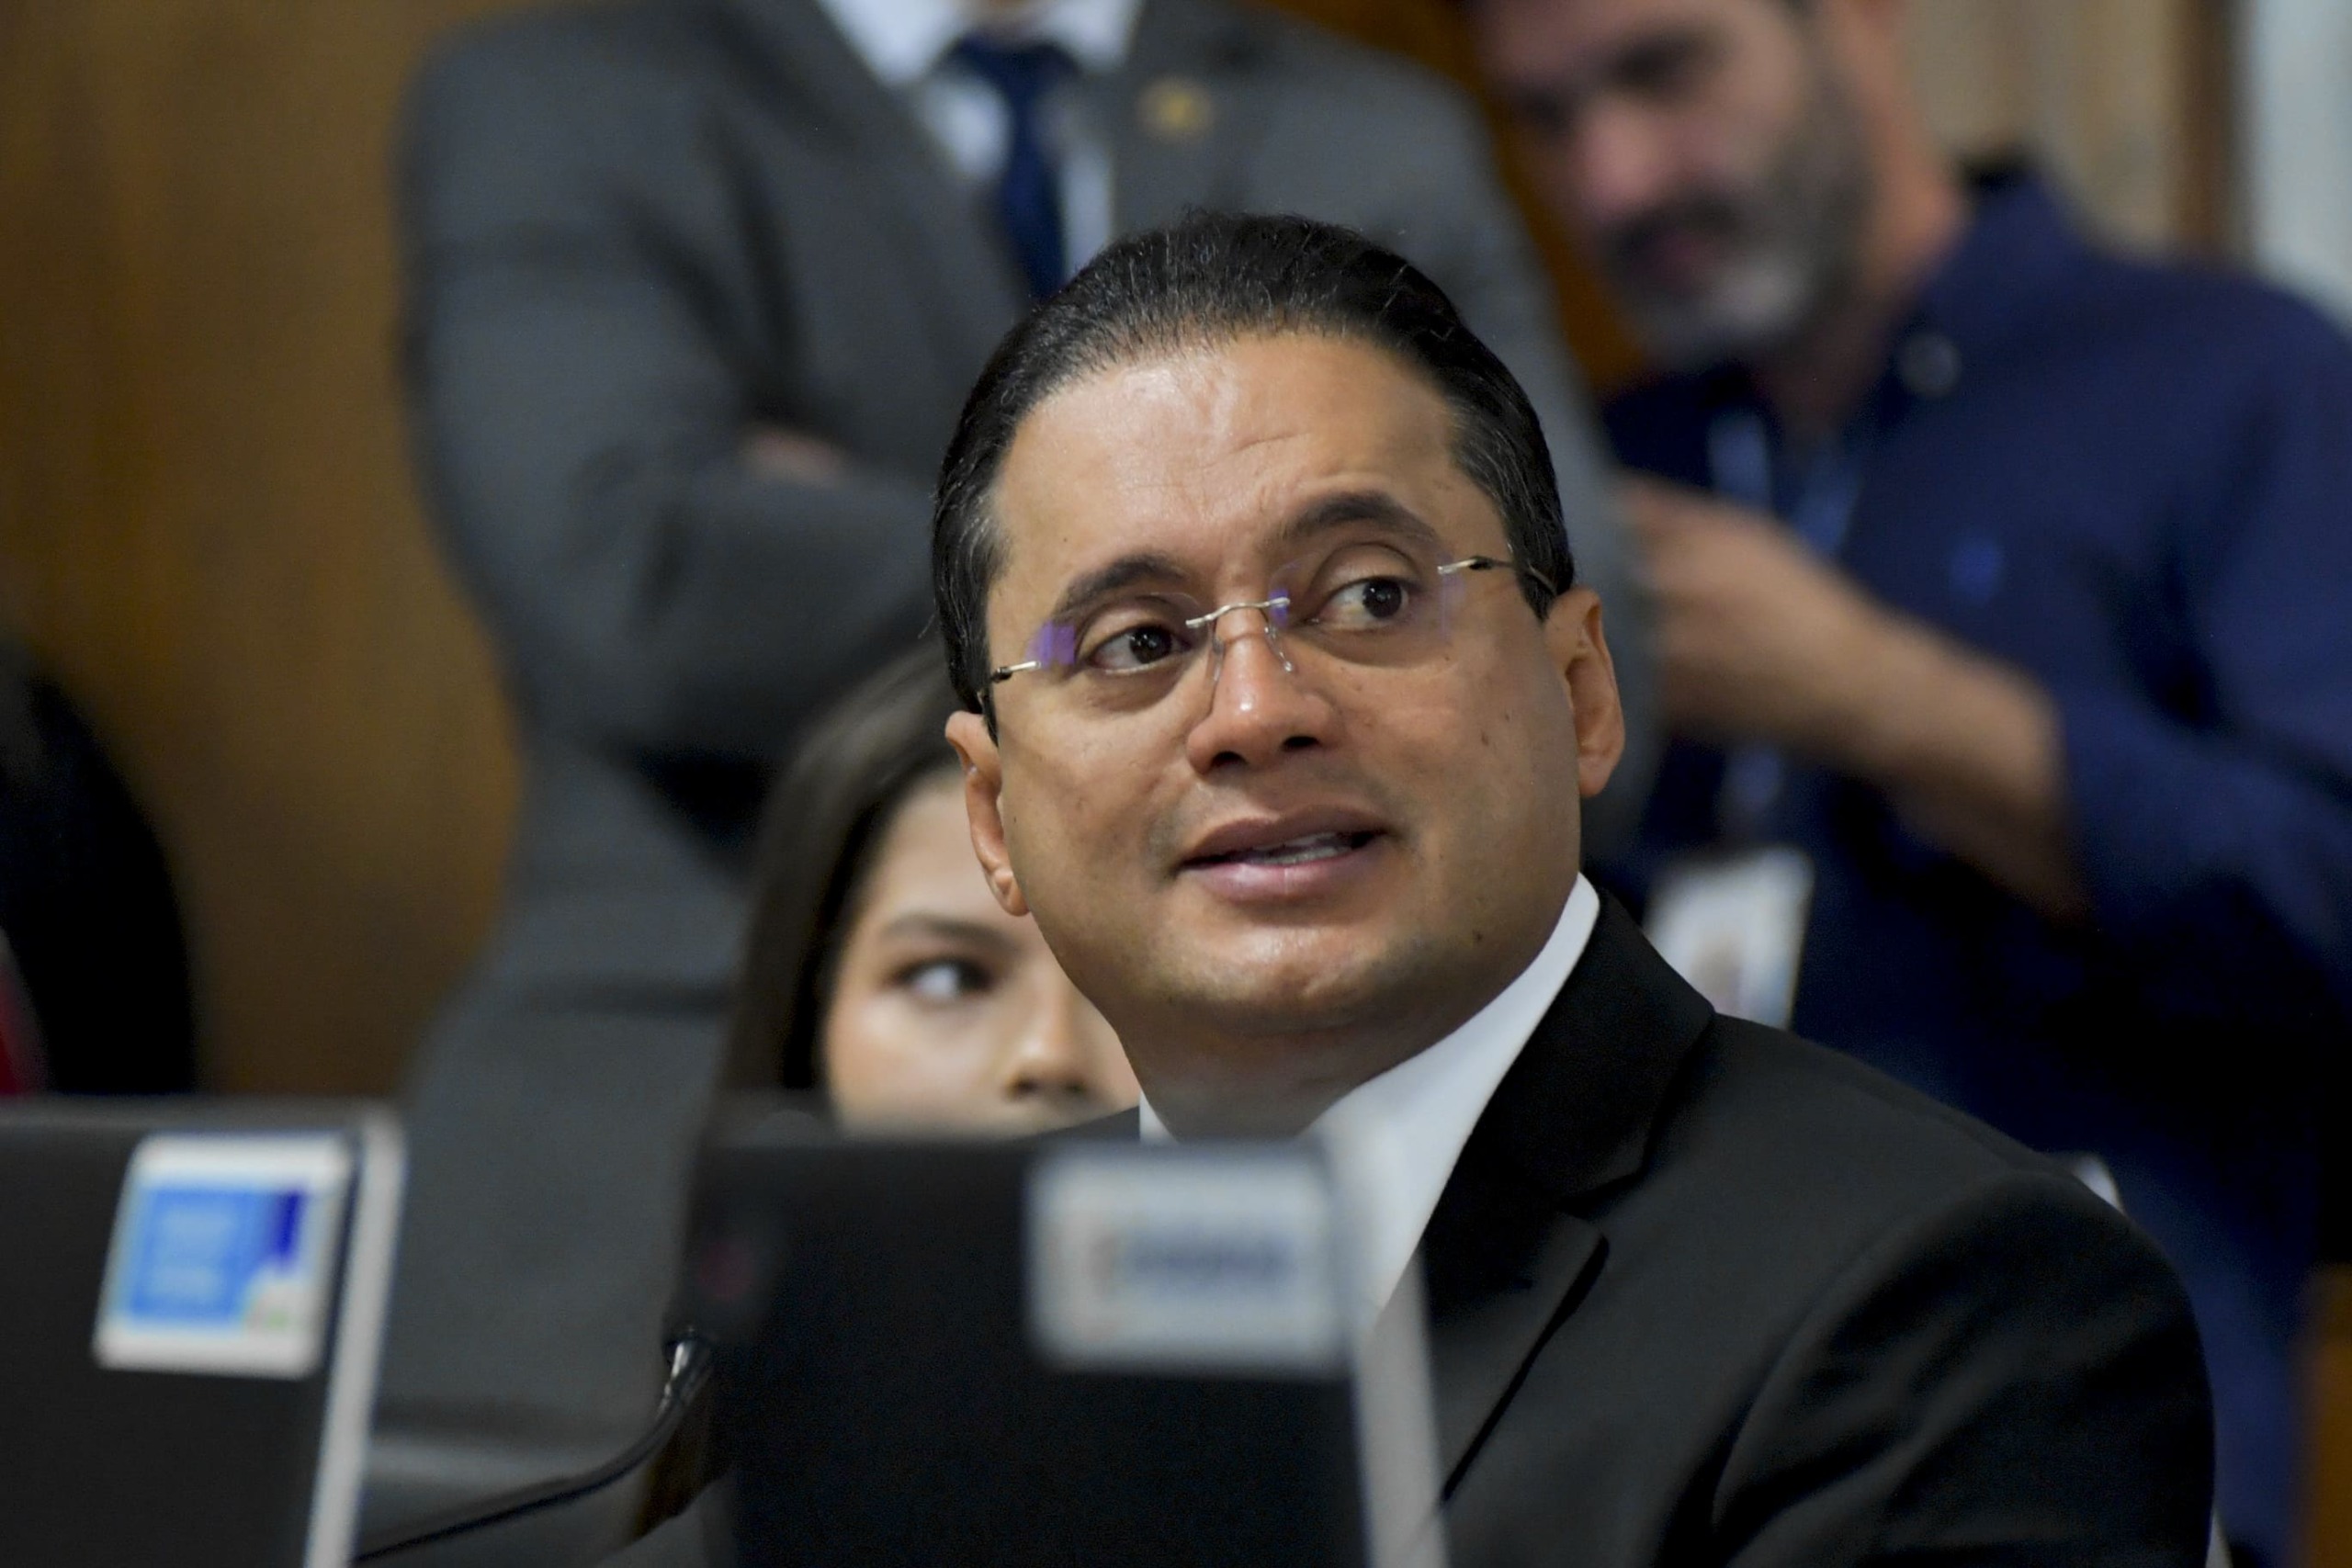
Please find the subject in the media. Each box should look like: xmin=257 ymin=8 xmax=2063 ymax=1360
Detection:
xmin=375 ymin=0 xmax=1655 ymax=1529
xmin=612 ymin=897 xmax=2212 ymax=1568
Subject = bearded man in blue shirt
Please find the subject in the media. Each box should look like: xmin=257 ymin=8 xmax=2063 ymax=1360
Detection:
xmin=1468 ymin=1 xmax=2352 ymax=1561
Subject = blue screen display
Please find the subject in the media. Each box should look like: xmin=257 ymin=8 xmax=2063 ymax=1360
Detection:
xmin=121 ymin=1185 xmax=307 ymax=1327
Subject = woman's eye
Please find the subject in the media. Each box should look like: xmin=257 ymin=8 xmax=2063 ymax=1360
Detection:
xmin=1087 ymin=621 xmax=1186 ymax=672
xmin=899 ymin=959 xmax=990 ymax=1002
xmin=1318 ymin=576 xmax=1413 ymax=628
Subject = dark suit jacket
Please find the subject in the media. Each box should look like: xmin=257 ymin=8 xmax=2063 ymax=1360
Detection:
xmin=612 ymin=897 xmax=2212 ymax=1567
xmin=1419 ymin=897 xmax=2210 ymax=1565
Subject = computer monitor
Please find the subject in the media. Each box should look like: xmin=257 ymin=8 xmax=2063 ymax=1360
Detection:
xmin=0 ymin=1100 xmax=402 ymax=1568
xmin=684 ymin=1124 xmax=1445 ymax=1568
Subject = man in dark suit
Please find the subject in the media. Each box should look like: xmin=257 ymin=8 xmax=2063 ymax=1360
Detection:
xmin=911 ymin=212 xmax=2207 ymax=1563
xmin=381 ymin=0 xmax=1658 ymax=1478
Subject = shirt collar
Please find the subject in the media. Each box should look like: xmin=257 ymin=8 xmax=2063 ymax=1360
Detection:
xmin=1692 ymin=167 xmax=2091 ymax=442
xmin=1141 ymin=876 xmax=1602 ymax=1317
xmin=810 ymin=0 xmax=1146 ymax=88
xmin=1907 ymin=164 xmax=2087 ymax=362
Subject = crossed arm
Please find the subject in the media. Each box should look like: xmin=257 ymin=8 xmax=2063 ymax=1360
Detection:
xmin=398 ymin=36 xmax=936 ymax=761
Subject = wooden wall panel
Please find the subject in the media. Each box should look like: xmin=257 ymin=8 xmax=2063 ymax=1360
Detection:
xmin=0 ymin=0 xmax=526 ymax=1093
xmin=1905 ymin=0 xmax=2232 ymax=252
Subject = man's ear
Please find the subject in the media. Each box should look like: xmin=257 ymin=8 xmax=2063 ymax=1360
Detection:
xmin=944 ymin=710 xmax=1029 ymax=917
xmin=1543 ymin=586 xmax=1626 ymax=801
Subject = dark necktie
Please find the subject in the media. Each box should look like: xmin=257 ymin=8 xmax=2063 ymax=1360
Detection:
xmin=950 ymin=34 xmax=1077 ymax=301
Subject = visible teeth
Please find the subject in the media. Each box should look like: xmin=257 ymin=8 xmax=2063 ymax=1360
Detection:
xmin=1238 ymin=831 xmax=1353 ymax=865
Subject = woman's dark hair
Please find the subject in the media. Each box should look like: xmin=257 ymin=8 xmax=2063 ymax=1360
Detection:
xmin=932 ymin=210 xmax=1574 ymax=720
xmin=727 ymin=646 xmax=967 ymax=1092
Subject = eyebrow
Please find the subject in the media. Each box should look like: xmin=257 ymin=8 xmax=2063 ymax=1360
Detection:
xmin=1497 ymin=23 xmax=1720 ymax=124
xmin=1045 ymin=549 xmax=1193 ymax=626
xmin=1039 ymin=491 xmax=1447 ymax=625
xmin=873 ymin=913 xmax=1022 ymax=955
xmin=1609 ymin=28 xmax=1720 ymax=94
xmin=1266 ymin=489 xmax=1448 ymax=558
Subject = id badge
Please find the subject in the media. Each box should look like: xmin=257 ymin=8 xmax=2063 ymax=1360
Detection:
xmin=1644 ymin=847 xmax=1815 ymax=1028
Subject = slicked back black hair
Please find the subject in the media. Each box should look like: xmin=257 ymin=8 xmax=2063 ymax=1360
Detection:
xmin=930 ymin=211 xmax=1573 ymax=717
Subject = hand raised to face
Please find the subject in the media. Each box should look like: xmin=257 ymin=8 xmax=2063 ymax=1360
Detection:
xmin=1624 ymin=475 xmax=1903 ymax=758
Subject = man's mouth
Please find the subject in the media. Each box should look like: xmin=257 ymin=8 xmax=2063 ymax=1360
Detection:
xmin=1188 ymin=829 xmax=1382 ymax=870
xmin=1608 ymin=198 xmax=1749 ymax=292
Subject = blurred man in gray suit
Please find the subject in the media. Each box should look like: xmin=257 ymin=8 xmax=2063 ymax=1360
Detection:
xmin=378 ymin=0 xmax=1657 ymax=1522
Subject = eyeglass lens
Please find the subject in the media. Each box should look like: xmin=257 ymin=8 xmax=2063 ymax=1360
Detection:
xmin=990 ymin=535 xmax=1521 ymax=712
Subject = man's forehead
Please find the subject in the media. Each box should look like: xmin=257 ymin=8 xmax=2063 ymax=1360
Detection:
xmin=988 ymin=335 xmax=1466 ymax=590
xmin=1480 ymin=0 xmax=1754 ymax=79
xmin=1010 ymin=333 xmax=1448 ymax=465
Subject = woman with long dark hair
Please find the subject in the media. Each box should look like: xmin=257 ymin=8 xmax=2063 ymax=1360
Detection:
xmin=729 ymin=647 xmax=1135 ymax=1131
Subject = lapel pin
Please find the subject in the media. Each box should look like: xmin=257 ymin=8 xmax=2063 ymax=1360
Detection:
xmin=1139 ymin=76 xmax=1215 ymax=142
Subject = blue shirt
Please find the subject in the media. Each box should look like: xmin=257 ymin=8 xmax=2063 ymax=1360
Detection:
xmin=1601 ymin=170 xmax=2352 ymax=1563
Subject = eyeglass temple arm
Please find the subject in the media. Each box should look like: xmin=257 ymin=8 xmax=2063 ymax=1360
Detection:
xmin=1445 ymin=554 xmax=1558 ymax=596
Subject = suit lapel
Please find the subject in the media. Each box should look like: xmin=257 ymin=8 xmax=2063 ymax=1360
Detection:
xmin=1423 ymin=1179 xmax=1607 ymax=1493
xmin=707 ymin=0 xmax=1027 ymax=362
xmin=1070 ymin=897 xmax=1713 ymax=1499
xmin=1420 ymin=898 xmax=1715 ymax=1491
xmin=1102 ymin=0 xmax=1274 ymax=233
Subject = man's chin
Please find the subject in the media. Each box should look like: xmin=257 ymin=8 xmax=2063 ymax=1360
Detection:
xmin=1148 ymin=923 xmax=1425 ymax=1036
xmin=1618 ymin=254 xmax=1820 ymax=369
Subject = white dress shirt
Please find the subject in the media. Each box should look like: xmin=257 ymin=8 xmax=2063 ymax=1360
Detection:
xmin=809 ymin=0 xmax=1145 ymax=272
xmin=1142 ymin=876 xmax=1603 ymax=1320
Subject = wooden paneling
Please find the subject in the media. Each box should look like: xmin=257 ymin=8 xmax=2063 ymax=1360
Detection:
xmin=0 ymin=0 xmax=525 ymax=1093
xmin=1905 ymin=0 xmax=2235 ymax=253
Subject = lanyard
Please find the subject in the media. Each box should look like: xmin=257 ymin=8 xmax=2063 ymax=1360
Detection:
xmin=1704 ymin=407 xmax=1871 ymax=558
xmin=1702 ymin=406 xmax=1875 ymax=840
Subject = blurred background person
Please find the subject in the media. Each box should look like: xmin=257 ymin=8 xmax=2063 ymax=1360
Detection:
xmin=378 ymin=0 xmax=1657 ymax=1489
xmin=0 ymin=640 xmax=194 ymax=1098
xmin=729 ymin=647 xmax=1137 ymax=1131
xmin=1466 ymin=0 xmax=2352 ymax=1561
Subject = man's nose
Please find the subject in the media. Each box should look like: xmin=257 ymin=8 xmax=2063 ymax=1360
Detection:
xmin=1555 ymin=97 xmax=1675 ymax=233
xmin=1182 ymin=614 xmax=1337 ymax=773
